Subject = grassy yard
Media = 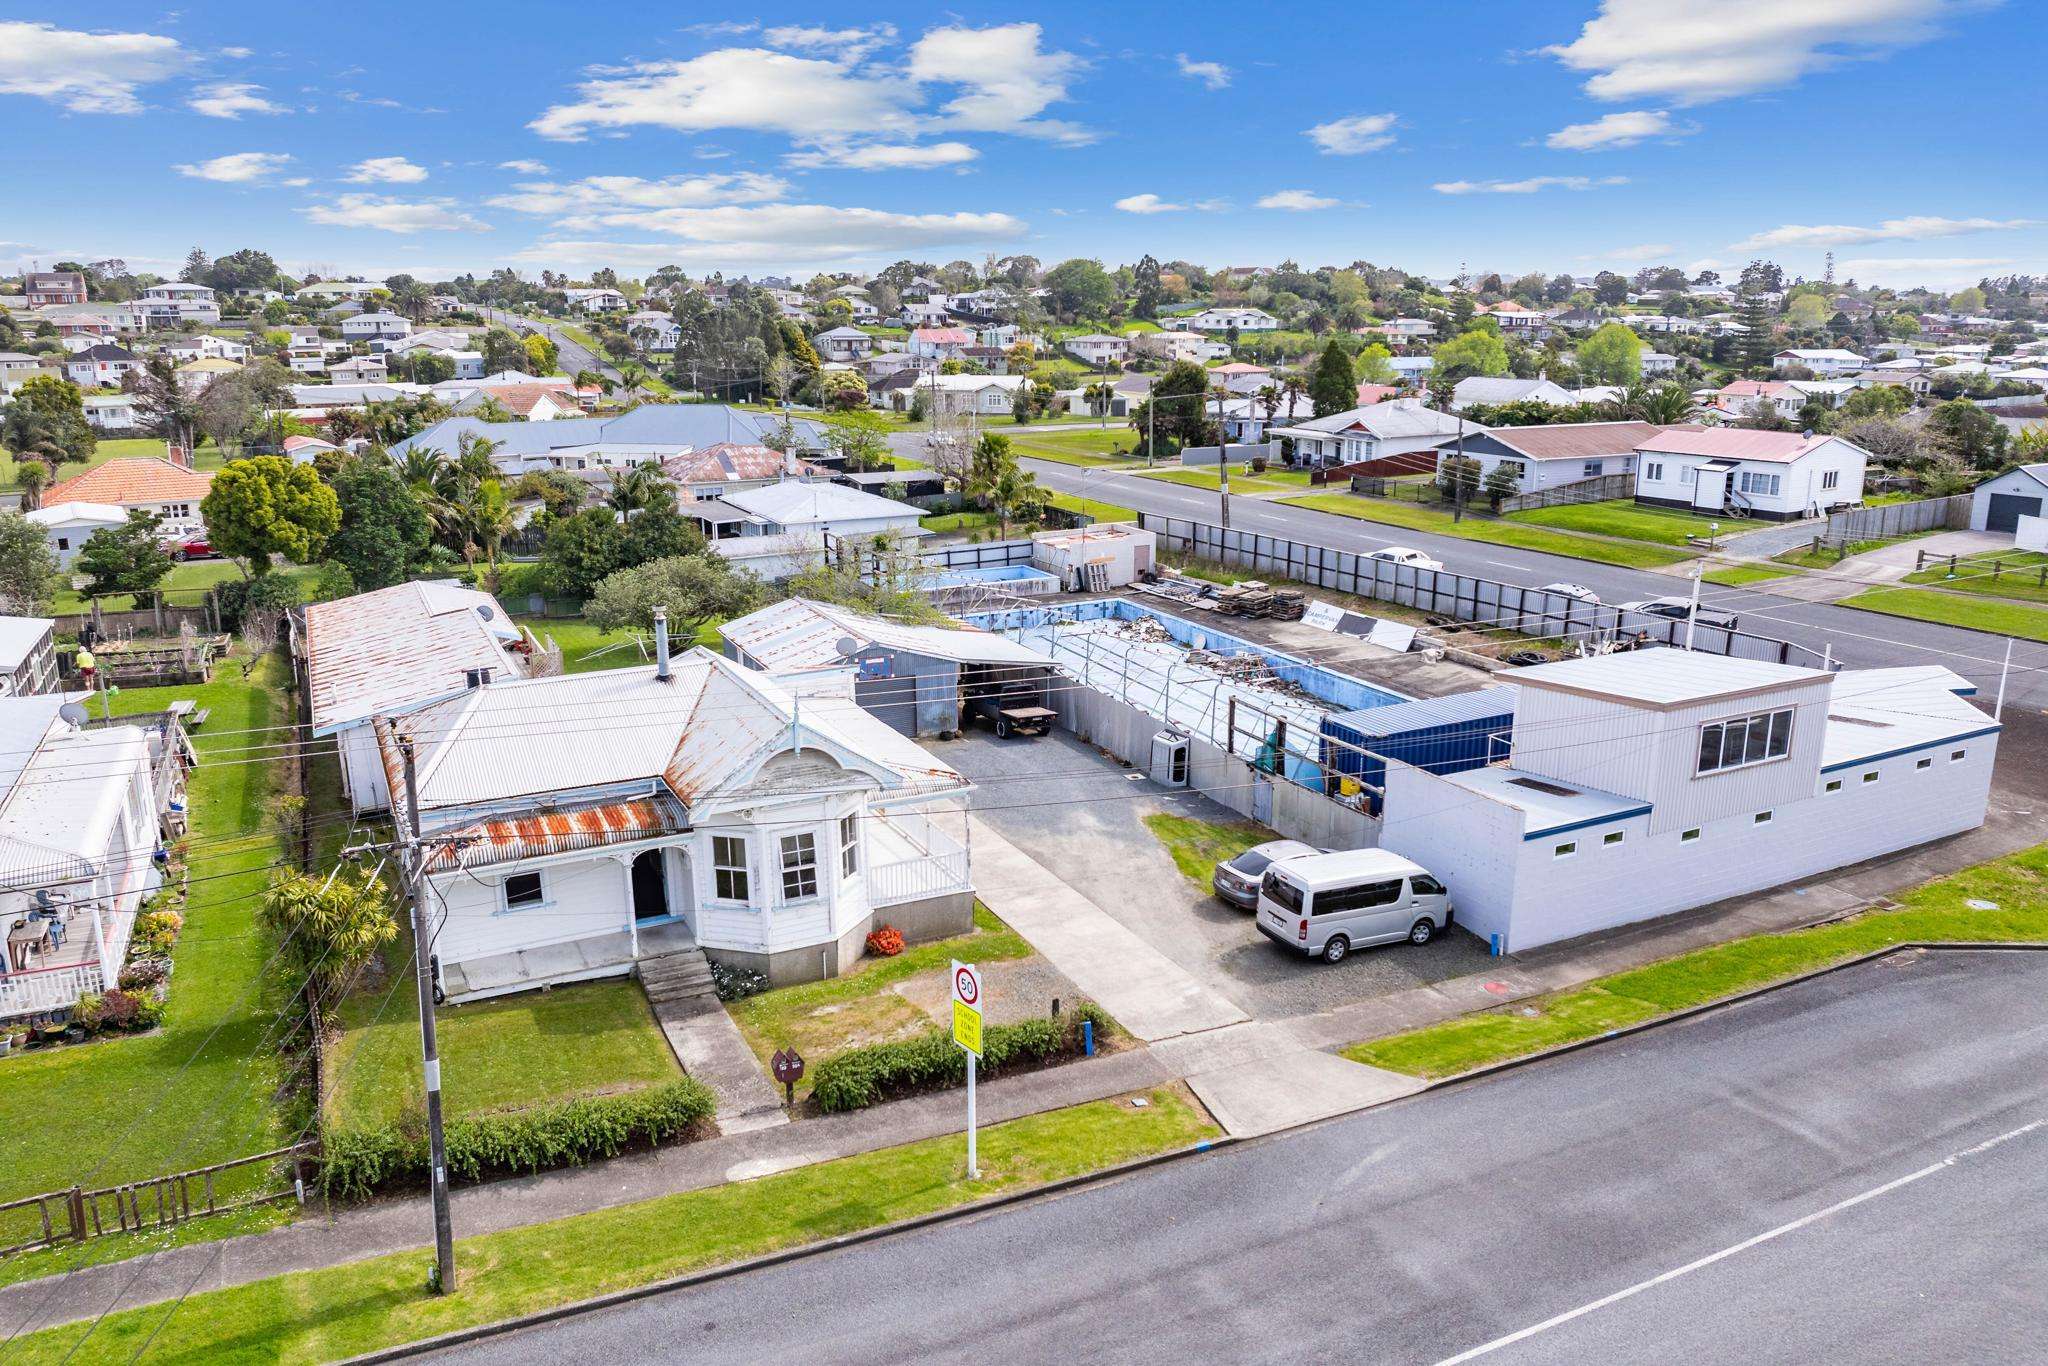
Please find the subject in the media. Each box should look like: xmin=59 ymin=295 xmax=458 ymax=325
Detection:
xmin=52 ymin=560 xmax=320 ymax=615
xmin=0 ymin=652 xmax=290 ymax=1263
xmin=921 ymin=508 xmax=1008 ymax=536
xmin=324 ymin=971 xmax=680 ymax=1130
xmin=1345 ymin=841 xmax=2048 ymax=1080
xmin=1 ymin=436 xmax=229 ymax=493
xmin=1142 ymin=813 xmax=1279 ymax=888
xmin=1701 ymin=562 xmax=1803 ymax=587
xmin=1010 ymin=429 xmax=1145 ymax=467
xmin=1278 ymin=493 xmax=1695 ymax=570
xmin=726 ymin=904 xmax=1034 ymax=1099
xmin=1046 ymin=491 xmax=1138 ymax=525
xmin=1137 ymin=468 xmax=1299 ymax=495
xmin=1904 ymin=550 xmax=2048 ymax=605
xmin=1840 ymin=586 xmax=2048 ymax=642
xmin=13 ymin=1085 xmax=1216 ymax=1364
xmin=514 ymin=614 xmax=721 ymax=673
xmin=1506 ymin=499 xmax=1727 ymax=547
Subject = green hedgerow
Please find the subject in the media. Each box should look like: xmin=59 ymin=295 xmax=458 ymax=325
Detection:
xmin=810 ymin=1003 xmax=1114 ymax=1113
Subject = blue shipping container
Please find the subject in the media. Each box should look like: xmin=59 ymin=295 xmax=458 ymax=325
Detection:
xmin=1320 ymin=686 xmax=1517 ymax=815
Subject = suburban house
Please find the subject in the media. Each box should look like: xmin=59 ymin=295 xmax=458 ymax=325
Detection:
xmin=24 ymin=502 xmax=128 ymax=566
xmin=1455 ymin=421 xmax=1664 ymax=495
xmin=0 ymin=352 xmax=47 ymax=388
xmin=1640 ymin=350 xmax=1678 ymax=377
xmin=1627 ymin=314 xmax=1707 ymax=336
xmin=156 ymin=333 xmax=249 ymax=364
xmin=1773 ymin=348 xmax=1869 ymax=377
xmin=1853 ymin=369 xmax=1933 ymax=398
xmin=449 ymin=382 xmax=583 ymax=422
xmin=35 ymin=302 xmax=147 ymax=336
xmin=327 ymin=355 xmax=389 ymax=383
xmin=293 ymin=280 xmax=384 ymax=304
xmin=41 ymin=456 xmax=213 ymax=537
xmin=1633 ymin=426 xmax=1869 ymax=521
xmin=302 ymin=580 xmax=536 ymax=815
xmin=707 ymin=480 xmax=927 ymax=582
xmin=24 ymin=271 xmax=87 ymax=307
xmin=660 ymin=442 xmax=824 ymax=503
xmin=382 ymin=636 xmax=975 ymax=996
xmin=909 ymin=327 xmax=974 ymax=361
xmin=138 ymin=282 xmax=220 ymax=325
xmin=283 ymin=434 xmax=345 ymax=465
xmin=1717 ymin=379 xmax=1805 ymax=421
xmin=1969 ymin=463 xmax=2048 ymax=533
xmin=1477 ymin=300 xmax=1552 ymax=341
xmin=81 ymin=392 xmax=140 ymax=432
xmin=1182 ymin=307 xmax=1279 ymax=333
xmin=1368 ymin=318 xmax=1436 ymax=342
xmin=0 ymin=617 xmax=59 ymax=696
xmin=62 ymin=343 xmax=141 ymax=389
xmin=1269 ymin=398 xmax=1468 ymax=470
xmin=392 ymin=404 xmax=833 ymax=475
xmin=563 ymin=287 xmax=628 ymax=313
xmin=1062 ymin=333 xmax=1129 ymax=367
xmin=0 ymin=694 xmax=171 ymax=1022
xmin=914 ymin=373 xmax=1029 ymax=417
xmin=1381 ymin=653 xmax=1998 ymax=953
xmin=1128 ymin=331 xmax=1223 ymax=363
xmin=174 ymin=357 xmax=242 ymax=394
xmin=624 ymin=311 xmax=681 ymax=351
xmin=341 ymin=311 xmax=412 ymax=342
xmin=900 ymin=300 xmax=951 ymax=327
xmin=815 ymin=326 xmax=876 ymax=363
xmin=1449 ymin=376 xmax=1577 ymax=412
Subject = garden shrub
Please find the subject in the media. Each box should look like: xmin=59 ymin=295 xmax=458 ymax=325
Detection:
xmin=864 ymin=925 xmax=905 ymax=957
xmin=132 ymin=908 xmax=184 ymax=958
xmin=710 ymin=959 xmax=768 ymax=1002
xmin=118 ymin=959 xmax=171 ymax=991
xmin=77 ymin=988 xmax=164 ymax=1035
xmin=810 ymin=1003 xmax=1115 ymax=1114
xmin=318 ymin=1078 xmax=715 ymax=1201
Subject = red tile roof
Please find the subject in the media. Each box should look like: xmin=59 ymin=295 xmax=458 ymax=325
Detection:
xmin=1354 ymin=383 xmax=1402 ymax=405
xmin=44 ymin=457 xmax=213 ymax=508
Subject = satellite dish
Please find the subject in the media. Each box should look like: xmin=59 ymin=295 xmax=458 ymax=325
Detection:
xmin=834 ymin=636 xmax=860 ymax=659
xmin=58 ymin=702 xmax=89 ymax=727
xmin=476 ymin=604 xmax=496 ymax=621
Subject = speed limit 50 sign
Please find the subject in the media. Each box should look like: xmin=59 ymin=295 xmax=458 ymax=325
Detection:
xmin=951 ymin=960 xmax=983 ymax=1057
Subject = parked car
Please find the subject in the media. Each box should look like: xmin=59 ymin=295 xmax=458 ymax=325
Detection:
xmin=167 ymin=536 xmax=216 ymax=561
xmin=1540 ymin=582 xmax=1600 ymax=605
xmin=1256 ymin=849 xmax=1452 ymax=963
xmin=965 ymin=680 xmax=1055 ymax=739
xmin=1617 ymin=596 xmax=1738 ymax=631
xmin=1211 ymin=839 xmax=1322 ymax=909
xmin=1369 ymin=547 xmax=1443 ymax=571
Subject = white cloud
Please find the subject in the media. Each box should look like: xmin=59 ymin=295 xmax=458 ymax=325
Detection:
xmin=1257 ymin=190 xmax=1338 ymax=211
xmin=346 ymin=156 xmax=430 ymax=184
xmin=1115 ymin=194 xmax=1179 ymax=214
xmin=1837 ymin=256 xmax=2012 ymax=284
xmin=302 ymin=195 xmax=487 ymax=233
xmin=906 ymin=23 xmax=1090 ymax=143
xmin=0 ymin=21 xmax=191 ymax=114
xmin=486 ymin=172 xmax=790 ymax=221
xmin=513 ymin=203 xmax=1024 ymax=270
xmin=1577 ymin=242 xmax=1678 ymax=261
xmin=762 ymin=24 xmax=898 ymax=62
xmin=173 ymin=151 xmax=294 ymax=182
xmin=498 ymin=158 xmax=550 ymax=174
xmin=1434 ymin=175 xmax=1629 ymax=194
xmin=1733 ymin=215 xmax=2036 ymax=249
xmin=1305 ymin=112 xmax=1398 ymax=155
xmin=1545 ymin=109 xmax=1688 ymax=150
xmin=187 ymin=81 xmax=288 ymax=118
xmin=784 ymin=141 xmax=980 ymax=171
xmin=1546 ymin=0 xmax=1974 ymax=105
xmin=1176 ymin=54 xmax=1230 ymax=90
xmin=220 ymin=46 xmax=254 ymax=59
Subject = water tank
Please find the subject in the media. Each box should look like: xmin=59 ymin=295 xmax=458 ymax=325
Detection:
xmin=1150 ymin=730 xmax=1190 ymax=788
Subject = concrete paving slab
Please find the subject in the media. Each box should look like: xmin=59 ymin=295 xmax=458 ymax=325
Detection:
xmin=969 ymin=815 xmax=1250 ymax=1042
xmin=653 ymin=1004 xmax=788 ymax=1135
xmin=1187 ymin=1047 xmax=1422 ymax=1138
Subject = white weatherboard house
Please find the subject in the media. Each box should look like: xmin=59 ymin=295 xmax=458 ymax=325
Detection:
xmin=1633 ymin=426 xmax=1868 ymax=522
xmin=1451 ymin=421 xmax=1664 ymax=495
xmin=1380 ymin=653 xmax=1998 ymax=954
xmin=1269 ymin=399 xmax=1466 ymax=470
xmin=385 ymin=636 xmax=975 ymax=998
xmin=303 ymin=582 xmax=534 ymax=815
xmin=708 ymin=479 xmax=927 ymax=583
xmin=25 ymin=501 xmax=128 ymax=567
xmin=0 ymin=696 xmax=167 ymax=1022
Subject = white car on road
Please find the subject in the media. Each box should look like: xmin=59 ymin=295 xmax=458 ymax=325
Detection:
xmin=1369 ymin=547 xmax=1443 ymax=571
xmin=1618 ymin=596 xmax=1739 ymax=630
xmin=1540 ymin=582 xmax=1600 ymax=605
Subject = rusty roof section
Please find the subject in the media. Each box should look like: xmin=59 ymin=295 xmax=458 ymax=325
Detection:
xmin=660 ymin=442 xmax=822 ymax=485
xmin=305 ymin=581 xmax=524 ymax=733
xmin=425 ymin=791 xmax=687 ymax=871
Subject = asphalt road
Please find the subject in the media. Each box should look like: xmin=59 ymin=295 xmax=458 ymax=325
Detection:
xmin=1010 ymin=454 xmax=2048 ymax=709
xmin=480 ymin=307 xmax=621 ymax=390
xmin=432 ymin=948 xmax=2048 ymax=1365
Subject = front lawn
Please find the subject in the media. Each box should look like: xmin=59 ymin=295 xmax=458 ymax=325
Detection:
xmin=1506 ymin=499 xmax=1727 ymax=547
xmin=1278 ymin=493 xmax=1695 ymax=570
xmin=1840 ymin=586 xmax=2048 ymax=642
xmin=1137 ymin=468 xmax=1299 ymax=495
xmin=1701 ymin=562 xmax=1803 ymax=587
xmin=1046 ymin=491 xmax=1138 ymax=524
xmin=1142 ymin=813 xmax=1279 ymax=888
xmin=1345 ymin=841 xmax=2048 ymax=1079
xmin=515 ymin=615 xmax=722 ymax=673
xmin=1010 ymin=429 xmax=1145 ymax=467
xmin=1904 ymin=550 xmax=2048 ymax=605
xmin=921 ymin=509 xmax=1008 ymax=536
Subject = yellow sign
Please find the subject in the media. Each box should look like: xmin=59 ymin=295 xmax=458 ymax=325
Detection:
xmin=952 ymin=998 xmax=983 ymax=1057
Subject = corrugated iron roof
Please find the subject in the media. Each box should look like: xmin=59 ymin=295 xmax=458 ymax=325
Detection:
xmin=1635 ymin=425 xmax=1834 ymax=463
xmin=304 ymin=581 xmax=525 ymax=733
xmin=723 ymin=598 xmax=1053 ymax=672
xmin=1485 ymin=421 xmax=1666 ymax=461
xmin=425 ymin=792 xmax=687 ymax=871
xmin=1511 ymin=652 xmax=1828 ymax=709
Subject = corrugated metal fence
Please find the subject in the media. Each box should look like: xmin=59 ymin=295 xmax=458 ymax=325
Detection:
xmin=1139 ymin=514 xmax=1833 ymax=669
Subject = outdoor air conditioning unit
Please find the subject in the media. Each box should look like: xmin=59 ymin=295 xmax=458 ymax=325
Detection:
xmin=1150 ymin=730 xmax=1191 ymax=788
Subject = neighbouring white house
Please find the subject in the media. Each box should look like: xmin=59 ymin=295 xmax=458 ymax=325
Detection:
xmin=563 ymin=287 xmax=628 ymax=314
xmin=1773 ymin=348 xmax=1869 ymax=377
xmin=1063 ymin=333 xmax=1129 ymax=367
xmin=175 ymin=357 xmax=242 ymax=394
xmin=62 ymin=344 xmax=141 ymax=389
xmin=0 ymin=617 xmax=58 ymax=696
xmin=1380 ymin=653 xmax=1999 ymax=954
xmin=1640 ymin=350 xmax=1678 ymax=377
xmin=81 ymin=392 xmax=140 ymax=432
xmin=1182 ymin=307 xmax=1279 ymax=333
xmin=815 ymin=326 xmax=876 ymax=363
xmin=138 ymin=281 xmax=220 ymax=326
xmin=24 ymin=502 xmax=128 ymax=566
xmin=327 ymin=355 xmax=389 ymax=383
xmin=1270 ymin=398 xmax=1468 ymax=470
xmin=1448 ymin=376 xmax=1577 ymax=412
xmin=385 ymin=635 xmax=976 ymax=997
xmin=0 ymin=695 xmax=172 ymax=1023
xmin=156 ymin=332 xmax=249 ymax=364
xmin=41 ymin=457 xmax=213 ymax=538
xmin=1633 ymin=426 xmax=1868 ymax=521
xmin=908 ymin=326 xmax=974 ymax=360
xmin=1969 ymin=463 xmax=2048 ymax=533
xmin=708 ymin=480 xmax=927 ymax=582
xmin=1369 ymin=318 xmax=1437 ymax=342
xmin=1717 ymin=380 xmax=1805 ymax=421
xmin=302 ymin=580 xmax=537 ymax=815
xmin=1130 ymin=331 xmax=1228 ymax=363
xmin=341 ymin=311 xmax=412 ymax=341
xmin=1453 ymin=421 xmax=1665 ymax=496
xmin=915 ymin=372 xmax=1029 ymax=418
xmin=624 ymin=311 xmax=681 ymax=351
xmin=294 ymin=280 xmax=385 ymax=304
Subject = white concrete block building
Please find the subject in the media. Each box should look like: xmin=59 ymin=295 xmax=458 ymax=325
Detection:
xmin=1380 ymin=654 xmax=1999 ymax=953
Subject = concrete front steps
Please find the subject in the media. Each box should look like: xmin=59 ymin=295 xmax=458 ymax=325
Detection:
xmin=637 ymin=944 xmax=789 ymax=1134
xmin=638 ymin=945 xmax=720 ymax=1014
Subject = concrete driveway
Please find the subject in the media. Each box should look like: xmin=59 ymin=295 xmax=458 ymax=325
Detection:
xmin=936 ymin=727 xmax=1495 ymax=1021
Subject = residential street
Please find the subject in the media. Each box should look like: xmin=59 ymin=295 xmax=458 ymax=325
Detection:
xmin=1005 ymin=453 xmax=2048 ymax=709
xmin=480 ymin=306 xmax=621 ymax=389
xmin=431 ymin=948 xmax=2048 ymax=1365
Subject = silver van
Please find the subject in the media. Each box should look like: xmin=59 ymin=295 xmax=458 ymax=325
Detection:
xmin=1254 ymin=849 xmax=1452 ymax=963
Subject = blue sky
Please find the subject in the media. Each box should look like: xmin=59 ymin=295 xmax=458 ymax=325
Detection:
xmin=1 ymin=1 xmax=2040 ymax=290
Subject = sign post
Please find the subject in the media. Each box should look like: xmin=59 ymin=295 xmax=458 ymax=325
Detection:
xmin=951 ymin=960 xmax=983 ymax=1178
xmin=770 ymin=1047 xmax=805 ymax=1107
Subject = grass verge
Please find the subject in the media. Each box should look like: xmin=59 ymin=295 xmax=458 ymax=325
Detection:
xmin=12 ymin=1086 xmax=1217 ymax=1363
xmin=1278 ymin=493 xmax=1694 ymax=570
xmin=1345 ymin=841 xmax=2048 ymax=1079
xmin=1904 ymin=551 xmax=2048 ymax=605
xmin=1046 ymin=491 xmax=1138 ymax=524
xmin=1701 ymin=562 xmax=1803 ymax=587
xmin=1142 ymin=813 xmax=1279 ymax=888
xmin=1840 ymin=586 xmax=2048 ymax=642
xmin=1505 ymin=499 xmax=1726 ymax=547
xmin=1137 ymin=468 xmax=1299 ymax=495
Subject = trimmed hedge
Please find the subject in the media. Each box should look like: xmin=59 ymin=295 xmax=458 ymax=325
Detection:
xmin=811 ymin=1004 xmax=1114 ymax=1114
xmin=319 ymin=1078 xmax=715 ymax=1201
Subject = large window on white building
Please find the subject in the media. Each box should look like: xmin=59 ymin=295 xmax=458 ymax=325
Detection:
xmin=1696 ymin=707 xmax=1793 ymax=775
xmin=839 ymin=814 xmax=859 ymax=878
xmin=712 ymin=835 xmax=750 ymax=902
xmin=779 ymin=832 xmax=819 ymax=901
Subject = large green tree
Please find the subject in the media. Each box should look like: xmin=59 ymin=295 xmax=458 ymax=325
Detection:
xmin=1309 ymin=339 xmax=1357 ymax=417
xmin=1 ymin=374 xmax=96 ymax=475
xmin=1575 ymin=322 xmax=1644 ymax=385
xmin=1040 ymin=258 xmax=1117 ymax=320
xmin=76 ymin=509 xmax=176 ymax=606
xmin=1925 ymin=398 xmax=2007 ymax=468
xmin=1129 ymin=361 xmax=1218 ymax=455
xmin=1433 ymin=328 xmax=1509 ymax=380
xmin=200 ymin=455 xmax=342 ymax=576
xmin=327 ymin=455 xmax=433 ymax=590
xmin=0 ymin=511 xmax=61 ymax=615
xmin=585 ymin=553 xmax=764 ymax=637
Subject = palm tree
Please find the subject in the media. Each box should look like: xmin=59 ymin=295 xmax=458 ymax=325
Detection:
xmin=1083 ymin=381 xmax=1113 ymax=425
xmin=394 ymin=281 xmax=432 ymax=324
xmin=398 ymin=447 xmax=446 ymax=491
xmin=453 ymin=432 xmax=501 ymax=485
xmin=15 ymin=461 xmax=48 ymax=511
xmin=615 ymin=361 xmax=648 ymax=395
xmin=605 ymin=461 xmax=674 ymax=516
xmin=1624 ymin=381 xmax=1692 ymax=425
xmin=981 ymin=463 xmax=1043 ymax=538
xmin=1280 ymin=373 xmax=1308 ymax=418
xmin=1256 ymin=384 xmax=1280 ymax=423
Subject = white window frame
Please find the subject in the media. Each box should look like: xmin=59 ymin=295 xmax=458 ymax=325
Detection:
xmin=1644 ymin=460 xmax=1663 ymax=482
xmin=1824 ymin=778 xmax=1843 ymax=793
xmin=779 ymin=832 xmax=820 ymax=902
xmin=1696 ymin=707 xmax=1795 ymax=776
xmin=1553 ymin=841 xmax=1577 ymax=859
xmin=1680 ymin=828 xmax=1701 ymax=843
xmin=1821 ymin=469 xmax=1840 ymax=491
xmin=839 ymin=813 xmax=859 ymax=879
xmin=1754 ymin=810 xmax=1773 ymax=825
xmin=500 ymin=869 xmax=546 ymax=913
xmin=1603 ymin=830 xmax=1625 ymax=847
xmin=712 ymin=834 xmax=751 ymax=903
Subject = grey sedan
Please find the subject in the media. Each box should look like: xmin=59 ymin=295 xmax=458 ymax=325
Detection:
xmin=1211 ymin=839 xmax=1322 ymax=909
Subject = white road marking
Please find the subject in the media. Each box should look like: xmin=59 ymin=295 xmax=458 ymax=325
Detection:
xmin=1432 ymin=1117 xmax=2048 ymax=1365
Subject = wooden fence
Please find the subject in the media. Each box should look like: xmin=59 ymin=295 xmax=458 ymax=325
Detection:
xmin=1497 ymin=471 xmax=1638 ymax=514
xmin=1818 ymin=493 xmax=1971 ymax=549
xmin=0 ymin=1141 xmax=316 ymax=1258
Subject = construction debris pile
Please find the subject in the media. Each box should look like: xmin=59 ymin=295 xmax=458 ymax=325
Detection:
xmin=1212 ymin=582 xmax=1306 ymax=620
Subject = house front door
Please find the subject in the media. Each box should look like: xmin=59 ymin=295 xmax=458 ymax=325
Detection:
xmin=631 ymin=849 xmax=670 ymax=922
